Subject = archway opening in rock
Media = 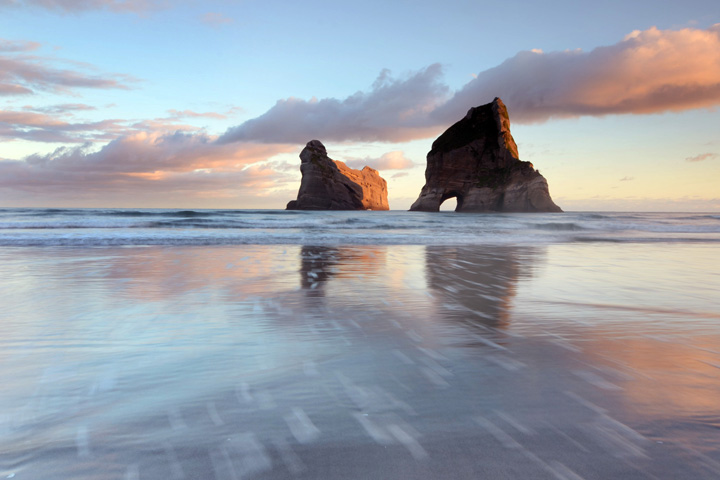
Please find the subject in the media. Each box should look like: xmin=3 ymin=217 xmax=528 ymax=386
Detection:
xmin=439 ymin=192 xmax=464 ymax=212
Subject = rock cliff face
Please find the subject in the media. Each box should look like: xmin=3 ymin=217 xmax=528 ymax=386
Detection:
xmin=287 ymin=140 xmax=389 ymax=210
xmin=410 ymin=98 xmax=561 ymax=213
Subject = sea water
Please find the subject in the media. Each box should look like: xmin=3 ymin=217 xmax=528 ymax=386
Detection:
xmin=0 ymin=209 xmax=719 ymax=479
xmin=0 ymin=209 xmax=718 ymax=246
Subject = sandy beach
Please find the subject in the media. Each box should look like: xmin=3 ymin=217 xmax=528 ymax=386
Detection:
xmin=2 ymin=241 xmax=719 ymax=479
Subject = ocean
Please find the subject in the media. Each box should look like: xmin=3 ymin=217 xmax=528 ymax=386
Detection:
xmin=1 ymin=208 xmax=719 ymax=246
xmin=1 ymin=209 xmax=719 ymax=479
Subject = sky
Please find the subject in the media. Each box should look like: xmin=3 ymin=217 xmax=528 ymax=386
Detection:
xmin=0 ymin=0 xmax=719 ymax=211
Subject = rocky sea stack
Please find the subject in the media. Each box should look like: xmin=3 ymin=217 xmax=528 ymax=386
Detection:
xmin=286 ymin=140 xmax=389 ymax=210
xmin=410 ymin=98 xmax=561 ymax=213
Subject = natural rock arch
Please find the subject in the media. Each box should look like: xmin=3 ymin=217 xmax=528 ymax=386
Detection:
xmin=439 ymin=191 xmax=464 ymax=211
xmin=410 ymin=98 xmax=561 ymax=213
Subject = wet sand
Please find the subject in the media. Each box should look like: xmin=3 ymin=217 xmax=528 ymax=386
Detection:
xmin=1 ymin=243 xmax=719 ymax=479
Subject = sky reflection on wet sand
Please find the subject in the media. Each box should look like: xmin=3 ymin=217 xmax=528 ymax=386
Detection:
xmin=1 ymin=243 xmax=718 ymax=479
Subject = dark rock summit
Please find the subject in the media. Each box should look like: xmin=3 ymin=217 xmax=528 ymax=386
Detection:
xmin=410 ymin=98 xmax=561 ymax=213
xmin=287 ymin=140 xmax=389 ymax=210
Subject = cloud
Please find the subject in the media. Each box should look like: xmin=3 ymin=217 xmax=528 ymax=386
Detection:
xmin=224 ymin=106 xmax=245 ymax=117
xmin=685 ymin=152 xmax=718 ymax=162
xmin=218 ymin=64 xmax=449 ymax=144
xmin=0 ymin=43 xmax=137 ymax=96
xmin=0 ymin=129 xmax=296 ymax=204
xmin=0 ymin=39 xmax=41 ymax=52
xmin=438 ymin=24 xmax=720 ymax=124
xmin=0 ymin=83 xmax=34 ymax=95
xmin=0 ymin=108 xmax=129 ymax=142
xmin=619 ymin=176 xmax=635 ymax=181
xmin=0 ymin=104 xmax=235 ymax=144
xmin=217 ymin=25 xmax=720 ymax=145
xmin=345 ymin=151 xmax=415 ymax=171
xmin=23 ymin=103 xmax=97 ymax=114
xmin=0 ymin=0 xmax=168 ymax=13
xmin=166 ymin=109 xmax=228 ymax=120
xmin=1 ymin=104 xmax=230 ymax=144
xmin=21 ymin=130 xmax=290 ymax=173
xmin=201 ymin=12 xmax=233 ymax=26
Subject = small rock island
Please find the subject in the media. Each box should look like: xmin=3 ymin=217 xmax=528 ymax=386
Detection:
xmin=410 ymin=98 xmax=562 ymax=212
xmin=286 ymin=140 xmax=389 ymax=210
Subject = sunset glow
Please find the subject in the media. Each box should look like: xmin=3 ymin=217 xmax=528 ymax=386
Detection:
xmin=0 ymin=2 xmax=718 ymax=210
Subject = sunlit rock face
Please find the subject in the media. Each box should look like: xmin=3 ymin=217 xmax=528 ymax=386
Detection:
xmin=410 ymin=98 xmax=562 ymax=213
xmin=287 ymin=140 xmax=389 ymax=210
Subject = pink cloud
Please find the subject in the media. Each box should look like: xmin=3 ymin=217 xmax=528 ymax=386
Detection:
xmin=0 ymin=129 xmax=296 ymax=205
xmin=438 ymin=24 xmax=720 ymax=124
xmin=0 ymin=162 xmax=289 ymax=207
xmin=1 ymin=101 xmax=229 ymax=144
xmin=0 ymin=108 xmax=131 ymax=142
xmin=0 ymin=38 xmax=41 ymax=52
xmin=685 ymin=152 xmax=718 ymax=162
xmin=22 ymin=130 xmax=292 ymax=173
xmin=0 ymin=41 xmax=138 ymax=96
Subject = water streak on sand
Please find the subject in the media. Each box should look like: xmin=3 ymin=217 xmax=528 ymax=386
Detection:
xmin=0 ymin=213 xmax=719 ymax=479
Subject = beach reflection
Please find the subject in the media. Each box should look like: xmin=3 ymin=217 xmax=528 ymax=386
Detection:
xmin=587 ymin=333 xmax=720 ymax=418
xmin=1 ymin=244 xmax=719 ymax=479
xmin=424 ymin=246 xmax=538 ymax=330
xmin=296 ymin=245 xmax=542 ymax=332
xmin=506 ymin=243 xmax=720 ymax=453
xmin=299 ymin=246 xmax=387 ymax=297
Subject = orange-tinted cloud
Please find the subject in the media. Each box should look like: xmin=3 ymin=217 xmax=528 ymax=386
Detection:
xmin=0 ymin=129 xmax=296 ymax=205
xmin=20 ymin=130 xmax=291 ymax=173
xmin=439 ymin=24 xmax=720 ymax=124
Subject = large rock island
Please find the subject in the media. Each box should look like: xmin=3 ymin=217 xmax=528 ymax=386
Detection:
xmin=287 ymin=140 xmax=389 ymax=210
xmin=410 ymin=98 xmax=561 ymax=212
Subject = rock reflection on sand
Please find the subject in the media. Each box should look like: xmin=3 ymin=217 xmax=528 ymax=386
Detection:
xmin=0 ymin=244 xmax=719 ymax=479
xmin=299 ymin=246 xmax=388 ymax=295
xmin=424 ymin=246 xmax=543 ymax=331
